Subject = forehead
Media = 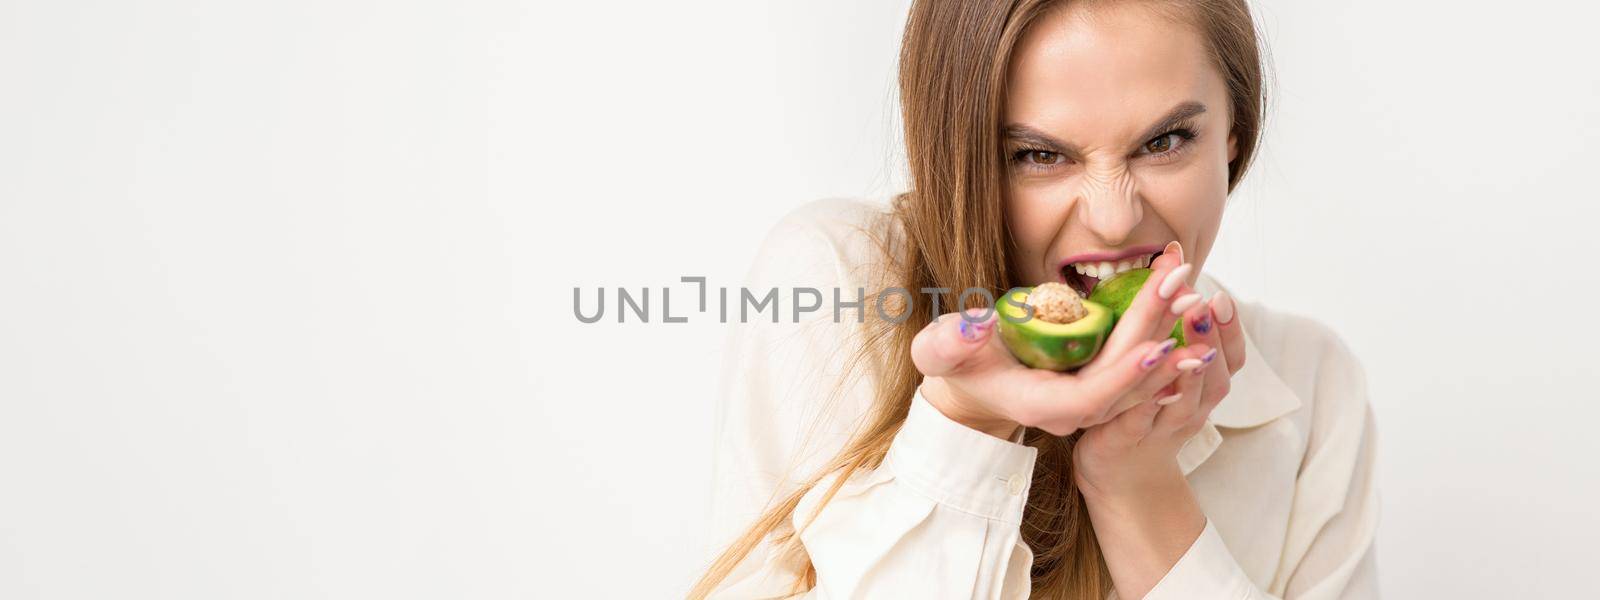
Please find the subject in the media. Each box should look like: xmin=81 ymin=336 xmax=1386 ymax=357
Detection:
xmin=1006 ymin=3 xmax=1225 ymax=138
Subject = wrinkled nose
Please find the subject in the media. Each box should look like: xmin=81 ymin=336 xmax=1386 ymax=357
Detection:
xmin=1077 ymin=168 xmax=1143 ymax=245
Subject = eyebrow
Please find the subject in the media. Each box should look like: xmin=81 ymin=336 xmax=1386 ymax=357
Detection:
xmin=1003 ymin=101 xmax=1208 ymax=156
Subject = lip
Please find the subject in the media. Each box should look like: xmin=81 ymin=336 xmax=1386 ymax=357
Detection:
xmin=1056 ymin=243 xmax=1169 ymax=276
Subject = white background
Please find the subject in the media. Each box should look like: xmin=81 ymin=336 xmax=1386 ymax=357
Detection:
xmin=3 ymin=0 xmax=1598 ymax=598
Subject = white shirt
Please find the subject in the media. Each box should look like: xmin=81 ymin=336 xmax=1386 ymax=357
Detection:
xmin=708 ymin=196 xmax=1380 ymax=599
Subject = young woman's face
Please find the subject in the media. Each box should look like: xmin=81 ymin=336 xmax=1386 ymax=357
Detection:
xmin=1003 ymin=2 xmax=1238 ymax=294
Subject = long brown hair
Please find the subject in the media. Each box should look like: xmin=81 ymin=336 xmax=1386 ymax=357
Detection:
xmin=690 ymin=1 xmax=1266 ymax=597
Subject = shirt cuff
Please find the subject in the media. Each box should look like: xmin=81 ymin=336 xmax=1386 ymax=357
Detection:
xmin=884 ymin=386 xmax=1039 ymax=523
xmin=1143 ymin=519 xmax=1258 ymax=600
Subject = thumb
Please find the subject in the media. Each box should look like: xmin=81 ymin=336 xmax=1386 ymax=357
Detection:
xmin=910 ymin=308 xmax=997 ymax=377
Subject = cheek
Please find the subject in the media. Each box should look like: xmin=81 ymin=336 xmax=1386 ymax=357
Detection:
xmin=1138 ymin=155 xmax=1231 ymax=234
xmin=1141 ymin=168 xmax=1223 ymax=211
xmin=1004 ymin=184 xmax=1069 ymax=280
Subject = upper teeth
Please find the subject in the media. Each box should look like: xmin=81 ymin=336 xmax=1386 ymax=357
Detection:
xmin=1071 ymin=253 xmax=1154 ymax=279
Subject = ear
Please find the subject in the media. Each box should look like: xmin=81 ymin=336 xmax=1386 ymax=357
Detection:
xmin=1227 ymin=132 xmax=1239 ymax=164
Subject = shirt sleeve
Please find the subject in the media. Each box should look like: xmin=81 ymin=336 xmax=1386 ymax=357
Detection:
xmin=710 ymin=388 xmax=1040 ymax=599
xmin=1143 ymin=329 xmax=1381 ymax=600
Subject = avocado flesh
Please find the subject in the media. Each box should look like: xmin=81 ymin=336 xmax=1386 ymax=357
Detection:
xmin=1087 ymin=268 xmax=1187 ymax=347
xmin=995 ymin=287 xmax=1114 ymax=371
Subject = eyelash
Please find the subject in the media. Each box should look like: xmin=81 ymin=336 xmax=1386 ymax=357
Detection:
xmin=1138 ymin=126 xmax=1199 ymax=164
xmin=1008 ymin=125 xmax=1200 ymax=173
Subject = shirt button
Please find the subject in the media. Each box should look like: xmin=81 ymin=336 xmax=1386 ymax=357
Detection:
xmin=1006 ymin=473 xmax=1025 ymax=495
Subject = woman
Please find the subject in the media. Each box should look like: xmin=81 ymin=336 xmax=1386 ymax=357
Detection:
xmin=696 ymin=0 xmax=1378 ymax=598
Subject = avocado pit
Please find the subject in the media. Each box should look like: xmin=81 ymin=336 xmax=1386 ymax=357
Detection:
xmin=1025 ymin=281 xmax=1088 ymax=324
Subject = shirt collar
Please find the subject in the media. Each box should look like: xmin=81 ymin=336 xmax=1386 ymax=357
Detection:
xmin=1192 ymin=272 xmax=1302 ymax=428
xmin=1176 ymin=272 xmax=1305 ymax=475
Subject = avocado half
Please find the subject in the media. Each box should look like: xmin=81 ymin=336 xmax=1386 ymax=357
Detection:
xmin=994 ymin=287 xmax=1114 ymax=371
xmin=1087 ymin=267 xmax=1187 ymax=348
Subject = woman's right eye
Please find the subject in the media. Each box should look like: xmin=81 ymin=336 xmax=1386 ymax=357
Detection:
xmin=1012 ymin=149 xmax=1066 ymax=169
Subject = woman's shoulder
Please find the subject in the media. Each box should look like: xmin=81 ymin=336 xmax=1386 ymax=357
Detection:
xmin=744 ymin=195 xmax=902 ymax=292
xmin=770 ymin=195 xmax=898 ymax=238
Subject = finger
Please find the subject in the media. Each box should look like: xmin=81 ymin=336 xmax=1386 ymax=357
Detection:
xmin=1152 ymin=344 xmax=1210 ymax=433
xmin=1119 ymin=339 xmax=1188 ymax=412
xmin=1086 ymin=338 xmax=1182 ymax=422
xmin=1198 ymin=345 xmax=1229 ymax=416
xmin=1139 ymin=241 xmax=1191 ymax=347
xmin=1091 ymin=240 xmax=1183 ymax=363
xmin=1010 ymin=338 xmax=1173 ymax=434
xmin=1146 ymin=240 xmax=1198 ymax=337
xmin=1098 ymin=257 xmax=1198 ymax=360
xmin=1177 ymin=293 xmax=1232 ymax=416
xmin=910 ymin=308 xmax=996 ymax=378
xmin=1104 ymin=395 xmax=1162 ymax=446
xmin=1210 ymin=290 xmax=1246 ymax=375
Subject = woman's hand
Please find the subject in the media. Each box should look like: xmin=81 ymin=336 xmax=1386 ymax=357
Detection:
xmin=911 ymin=251 xmax=1206 ymax=440
xmin=1068 ymin=244 xmax=1249 ymax=600
xmin=1072 ymin=243 xmax=1247 ymax=499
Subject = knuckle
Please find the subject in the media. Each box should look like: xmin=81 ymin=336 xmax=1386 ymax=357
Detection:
xmin=1176 ymin=421 xmax=1204 ymax=438
xmin=1009 ymin=401 xmax=1044 ymax=428
xmin=1204 ymin=381 xmax=1230 ymax=404
xmin=1021 ymin=405 xmax=1052 ymax=429
xmin=1166 ymin=398 xmax=1199 ymax=420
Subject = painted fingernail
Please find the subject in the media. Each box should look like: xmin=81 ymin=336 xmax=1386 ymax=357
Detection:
xmin=1201 ymin=348 xmax=1218 ymax=363
xmin=959 ymin=319 xmax=990 ymax=341
xmin=1140 ymin=338 xmax=1178 ymax=368
xmin=1212 ymin=290 xmax=1236 ymax=325
xmin=1164 ymin=240 xmax=1184 ymax=264
xmin=1170 ymin=292 xmax=1202 ymax=315
xmin=1157 ymin=393 xmax=1183 ymax=406
xmin=1176 ymin=357 xmax=1204 ymax=372
xmin=1192 ymin=313 xmax=1213 ymax=335
xmin=1158 ymin=263 xmax=1193 ymax=300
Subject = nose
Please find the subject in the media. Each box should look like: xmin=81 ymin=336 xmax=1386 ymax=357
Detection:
xmin=1076 ymin=167 xmax=1143 ymax=245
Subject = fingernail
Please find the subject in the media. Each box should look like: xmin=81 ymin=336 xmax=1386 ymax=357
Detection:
xmin=959 ymin=319 xmax=985 ymax=341
xmin=1157 ymin=393 xmax=1183 ymax=406
xmin=1164 ymin=240 xmax=1184 ymax=264
xmin=1192 ymin=313 xmax=1213 ymax=335
xmin=1212 ymin=290 xmax=1236 ymax=325
xmin=1201 ymin=348 xmax=1218 ymax=363
xmin=1170 ymin=292 xmax=1202 ymax=315
xmin=1176 ymin=358 xmax=1204 ymax=372
xmin=1158 ymin=263 xmax=1193 ymax=299
xmin=1139 ymin=338 xmax=1178 ymax=368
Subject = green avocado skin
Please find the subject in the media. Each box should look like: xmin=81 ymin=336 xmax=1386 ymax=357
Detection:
xmin=1087 ymin=268 xmax=1187 ymax=347
xmin=994 ymin=287 xmax=1114 ymax=371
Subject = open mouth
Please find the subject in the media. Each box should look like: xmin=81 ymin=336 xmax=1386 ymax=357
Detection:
xmin=1060 ymin=250 xmax=1163 ymax=297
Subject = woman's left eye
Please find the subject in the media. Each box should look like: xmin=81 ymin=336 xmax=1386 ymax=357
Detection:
xmin=1144 ymin=135 xmax=1177 ymax=154
xmin=1139 ymin=128 xmax=1196 ymax=157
